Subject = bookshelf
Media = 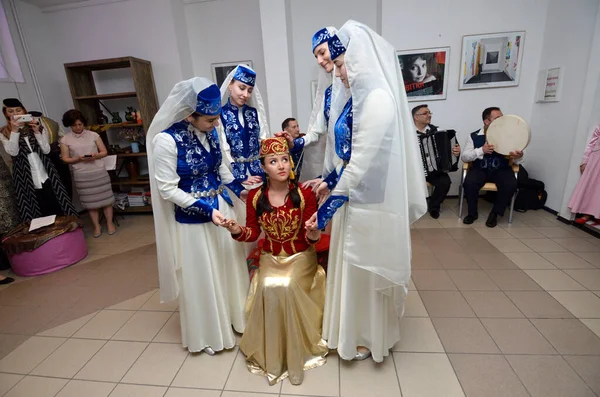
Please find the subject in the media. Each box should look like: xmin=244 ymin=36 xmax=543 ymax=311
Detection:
xmin=64 ymin=57 xmax=159 ymax=213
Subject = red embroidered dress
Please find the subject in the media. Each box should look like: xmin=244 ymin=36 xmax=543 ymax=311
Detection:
xmin=233 ymin=184 xmax=318 ymax=255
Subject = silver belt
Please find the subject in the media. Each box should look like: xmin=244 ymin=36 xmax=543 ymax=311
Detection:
xmin=234 ymin=155 xmax=260 ymax=163
xmin=190 ymin=185 xmax=224 ymax=199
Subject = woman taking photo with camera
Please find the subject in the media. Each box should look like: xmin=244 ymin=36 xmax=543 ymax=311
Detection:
xmin=0 ymin=98 xmax=76 ymax=222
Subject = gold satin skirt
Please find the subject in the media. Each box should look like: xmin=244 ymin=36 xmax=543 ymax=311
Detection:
xmin=240 ymin=247 xmax=328 ymax=385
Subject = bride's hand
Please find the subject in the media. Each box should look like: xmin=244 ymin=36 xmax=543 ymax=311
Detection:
xmin=222 ymin=219 xmax=242 ymax=235
xmin=305 ymin=213 xmax=318 ymax=231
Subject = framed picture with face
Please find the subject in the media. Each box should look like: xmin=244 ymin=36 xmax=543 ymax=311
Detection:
xmin=211 ymin=61 xmax=253 ymax=87
xmin=459 ymin=31 xmax=526 ymax=90
xmin=397 ymin=47 xmax=450 ymax=102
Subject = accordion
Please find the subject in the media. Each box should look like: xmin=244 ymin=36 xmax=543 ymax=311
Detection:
xmin=417 ymin=127 xmax=459 ymax=176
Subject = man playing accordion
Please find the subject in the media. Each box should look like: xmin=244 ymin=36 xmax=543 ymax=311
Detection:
xmin=413 ymin=104 xmax=461 ymax=219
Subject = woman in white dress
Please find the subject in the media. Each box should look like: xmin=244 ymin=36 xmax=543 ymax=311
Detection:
xmin=147 ymin=77 xmax=249 ymax=355
xmin=306 ymin=20 xmax=428 ymax=362
xmin=281 ymin=27 xmax=337 ymax=185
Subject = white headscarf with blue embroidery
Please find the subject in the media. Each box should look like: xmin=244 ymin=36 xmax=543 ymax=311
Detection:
xmin=325 ymin=20 xmax=428 ymax=289
xmin=147 ymin=77 xmax=222 ymax=303
xmin=301 ymin=26 xmax=337 ymax=182
xmin=218 ymin=64 xmax=271 ymax=140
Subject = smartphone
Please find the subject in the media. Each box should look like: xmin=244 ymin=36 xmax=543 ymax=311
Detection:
xmin=13 ymin=114 xmax=33 ymax=123
xmin=84 ymin=155 xmax=93 ymax=158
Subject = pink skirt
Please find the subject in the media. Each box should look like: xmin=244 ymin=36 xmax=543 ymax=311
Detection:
xmin=569 ymin=150 xmax=600 ymax=218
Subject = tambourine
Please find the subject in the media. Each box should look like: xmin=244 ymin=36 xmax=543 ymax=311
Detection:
xmin=486 ymin=115 xmax=531 ymax=155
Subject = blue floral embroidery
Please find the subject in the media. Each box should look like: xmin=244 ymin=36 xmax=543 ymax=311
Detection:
xmin=317 ymin=195 xmax=348 ymax=229
xmin=471 ymin=131 xmax=508 ymax=171
xmin=312 ymin=27 xmax=334 ymax=52
xmin=327 ymin=35 xmax=346 ymax=60
xmin=290 ymin=137 xmax=306 ymax=179
xmin=323 ymin=168 xmax=338 ymax=191
xmin=163 ymin=122 xmax=240 ymax=224
xmin=335 ymin=98 xmax=353 ymax=161
xmin=221 ymin=101 xmax=263 ymax=182
xmin=195 ymin=97 xmax=221 ymax=116
xmin=324 ymin=85 xmax=333 ymax=126
xmin=233 ymin=66 xmax=256 ymax=87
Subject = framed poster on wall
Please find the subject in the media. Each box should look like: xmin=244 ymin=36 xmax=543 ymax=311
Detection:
xmin=459 ymin=31 xmax=525 ymax=90
xmin=397 ymin=47 xmax=450 ymax=101
xmin=211 ymin=61 xmax=253 ymax=87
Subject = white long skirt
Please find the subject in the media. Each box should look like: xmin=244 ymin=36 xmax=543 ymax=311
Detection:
xmin=175 ymin=197 xmax=249 ymax=353
xmin=322 ymin=203 xmax=406 ymax=362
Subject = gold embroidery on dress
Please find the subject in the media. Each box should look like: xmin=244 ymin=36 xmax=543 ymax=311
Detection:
xmin=252 ymin=189 xmax=262 ymax=209
xmin=256 ymin=187 xmax=306 ymax=255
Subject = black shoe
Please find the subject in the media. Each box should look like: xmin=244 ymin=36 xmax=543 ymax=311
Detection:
xmin=486 ymin=212 xmax=498 ymax=228
xmin=429 ymin=210 xmax=440 ymax=219
xmin=463 ymin=214 xmax=478 ymax=224
xmin=0 ymin=277 xmax=15 ymax=285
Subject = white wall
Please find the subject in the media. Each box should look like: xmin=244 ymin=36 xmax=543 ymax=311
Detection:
xmin=288 ymin=0 xmax=379 ymax=134
xmin=0 ymin=0 xmax=42 ymax=115
xmin=559 ymin=4 xmax=600 ymax=218
xmin=528 ymin=0 xmax=599 ymax=211
xmin=4 ymin=0 xmax=599 ymax=212
xmin=17 ymin=0 xmax=190 ymax=122
xmin=184 ymin=0 xmax=268 ymax=108
xmin=383 ymin=0 xmax=549 ymax=195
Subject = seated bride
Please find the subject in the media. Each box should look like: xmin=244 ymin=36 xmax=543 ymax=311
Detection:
xmin=222 ymin=136 xmax=328 ymax=386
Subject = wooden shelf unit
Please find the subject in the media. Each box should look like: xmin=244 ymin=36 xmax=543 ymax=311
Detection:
xmin=64 ymin=57 xmax=158 ymax=133
xmin=64 ymin=57 xmax=158 ymax=212
xmin=120 ymin=205 xmax=153 ymax=213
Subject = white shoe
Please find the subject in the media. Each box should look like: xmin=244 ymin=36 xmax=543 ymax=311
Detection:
xmin=203 ymin=347 xmax=216 ymax=356
xmin=353 ymin=349 xmax=371 ymax=361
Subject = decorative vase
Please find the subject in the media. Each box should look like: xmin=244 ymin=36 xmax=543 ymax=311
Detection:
xmin=125 ymin=107 xmax=135 ymax=123
xmin=111 ymin=112 xmax=122 ymax=123
xmin=125 ymin=159 xmax=140 ymax=180
xmin=98 ymin=112 xmax=109 ymax=125
xmin=131 ymin=142 xmax=140 ymax=153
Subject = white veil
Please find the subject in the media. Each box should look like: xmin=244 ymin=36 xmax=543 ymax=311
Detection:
xmin=219 ymin=64 xmax=271 ymax=140
xmin=326 ymin=20 xmax=427 ymax=287
xmin=147 ymin=77 xmax=215 ymax=303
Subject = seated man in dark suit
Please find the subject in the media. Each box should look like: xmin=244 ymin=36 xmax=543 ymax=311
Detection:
xmin=461 ymin=107 xmax=524 ymax=228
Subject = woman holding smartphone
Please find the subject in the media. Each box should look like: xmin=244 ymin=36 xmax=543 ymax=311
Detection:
xmin=0 ymin=98 xmax=76 ymax=222
xmin=60 ymin=109 xmax=115 ymax=237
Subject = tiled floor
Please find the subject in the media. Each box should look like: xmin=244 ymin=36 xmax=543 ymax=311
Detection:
xmin=0 ymin=198 xmax=599 ymax=397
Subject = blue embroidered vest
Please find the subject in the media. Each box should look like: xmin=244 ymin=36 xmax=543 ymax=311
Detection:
xmin=318 ymin=96 xmax=353 ymax=229
xmin=324 ymin=84 xmax=333 ymax=126
xmin=290 ymin=138 xmax=304 ymax=180
xmin=163 ymin=122 xmax=234 ymax=224
xmin=335 ymin=97 xmax=353 ymax=162
xmin=220 ymin=100 xmax=263 ymax=182
xmin=471 ymin=130 xmax=510 ymax=171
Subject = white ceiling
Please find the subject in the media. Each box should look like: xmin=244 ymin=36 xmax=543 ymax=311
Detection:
xmin=20 ymin=0 xmax=90 ymax=7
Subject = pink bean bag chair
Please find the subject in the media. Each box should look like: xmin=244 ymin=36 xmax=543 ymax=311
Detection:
xmin=2 ymin=216 xmax=87 ymax=277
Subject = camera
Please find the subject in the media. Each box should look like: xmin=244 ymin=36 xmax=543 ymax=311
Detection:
xmin=13 ymin=114 xmax=34 ymax=123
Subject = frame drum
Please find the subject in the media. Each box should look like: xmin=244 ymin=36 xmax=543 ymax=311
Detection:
xmin=487 ymin=115 xmax=531 ymax=155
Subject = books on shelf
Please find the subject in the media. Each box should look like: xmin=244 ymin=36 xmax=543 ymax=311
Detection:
xmin=113 ymin=189 xmax=152 ymax=209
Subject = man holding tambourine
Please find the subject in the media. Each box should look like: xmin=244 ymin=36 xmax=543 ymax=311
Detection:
xmin=461 ymin=107 xmax=527 ymax=228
